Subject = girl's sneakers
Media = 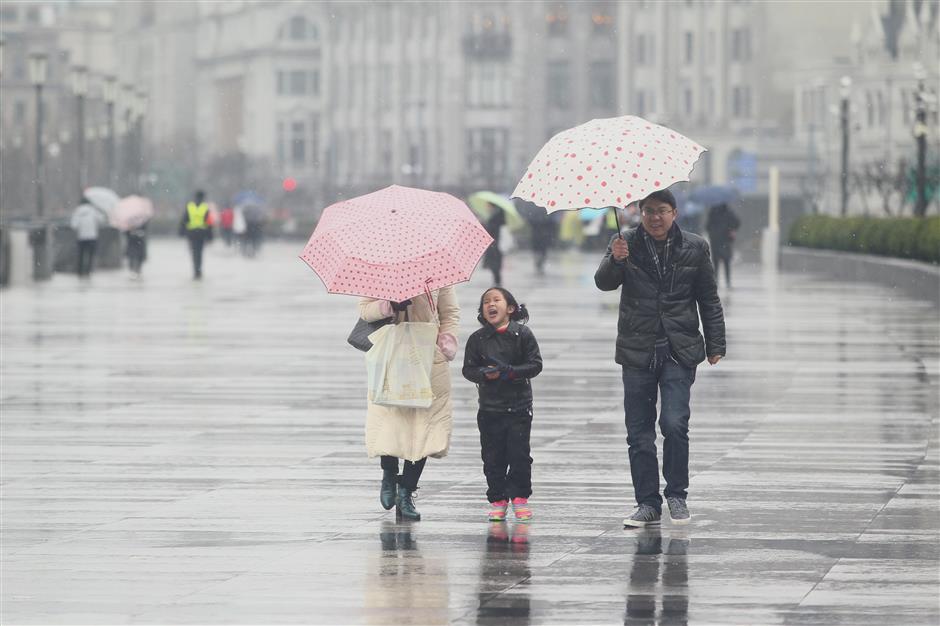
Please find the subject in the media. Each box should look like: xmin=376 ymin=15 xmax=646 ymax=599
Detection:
xmin=511 ymin=497 xmax=532 ymax=521
xmin=488 ymin=500 xmax=509 ymax=521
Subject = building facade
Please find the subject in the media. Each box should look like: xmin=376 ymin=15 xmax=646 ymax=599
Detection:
xmin=793 ymin=0 xmax=939 ymax=215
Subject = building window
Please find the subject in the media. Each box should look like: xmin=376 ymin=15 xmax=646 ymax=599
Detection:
xmin=282 ymin=16 xmax=319 ymax=41
xmin=546 ymin=3 xmax=569 ymax=36
xmin=684 ymin=87 xmax=693 ymax=115
xmin=732 ymin=85 xmax=751 ymax=118
xmin=277 ymin=121 xmax=286 ymax=165
xmin=731 ymin=28 xmax=751 ymax=62
xmin=378 ymin=63 xmax=391 ymax=104
xmin=13 ymin=100 xmax=26 ymax=123
xmin=684 ymin=32 xmax=694 ymax=64
xmin=380 ymin=129 xmax=392 ymax=175
xmin=637 ymin=34 xmax=655 ymax=65
xmin=636 ymin=91 xmax=646 ymax=116
xmin=705 ymin=79 xmax=715 ymax=116
xmin=467 ymin=61 xmax=512 ymax=108
xmin=466 ymin=128 xmax=509 ymax=181
xmin=707 ymin=31 xmax=715 ymax=63
xmin=309 ymin=114 xmax=320 ymax=164
xmin=26 ymin=6 xmax=39 ymax=23
xmin=592 ymin=9 xmax=614 ymax=34
xmin=0 ymin=6 xmax=18 ymax=22
xmin=547 ymin=61 xmax=570 ymax=109
xmin=589 ymin=61 xmax=615 ymax=108
xmin=140 ymin=1 xmax=155 ymax=26
xmin=291 ymin=121 xmax=306 ymax=165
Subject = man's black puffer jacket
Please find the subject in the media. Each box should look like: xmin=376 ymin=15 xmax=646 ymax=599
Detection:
xmin=594 ymin=226 xmax=725 ymax=369
xmin=462 ymin=321 xmax=542 ymax=413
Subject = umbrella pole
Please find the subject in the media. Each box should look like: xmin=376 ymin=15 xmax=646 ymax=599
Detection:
xmin=614 ymin=208 xmax=623 ymax=239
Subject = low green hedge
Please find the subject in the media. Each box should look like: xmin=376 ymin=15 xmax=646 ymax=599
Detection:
xmin=789 ymin=215 xmax=940 ymax=264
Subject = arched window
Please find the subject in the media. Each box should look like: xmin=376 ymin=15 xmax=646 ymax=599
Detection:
xmin=281 ymin=16 xmax=319 ymax=41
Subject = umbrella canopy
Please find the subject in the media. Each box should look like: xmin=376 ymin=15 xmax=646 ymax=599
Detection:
xmin=466 ymin=191 xmax=525 ymax=231
xmin=511 ymin=115 xmax=706 ymax=213
xmin=110 ymin=195 xmax=154 ymax=231
xmin=300 ymin=184 xmax=493 ymax=302
xmin=688 ymin=185 xmax=739 ymax=207
xmin=83 ymin=187 xmax=120 ymax=215
xmin=233 ymin=190 xmax=263 ymax=207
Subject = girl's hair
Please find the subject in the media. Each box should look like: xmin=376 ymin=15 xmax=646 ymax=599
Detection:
xmin=477 ymin=287 xmax=530 ymax=326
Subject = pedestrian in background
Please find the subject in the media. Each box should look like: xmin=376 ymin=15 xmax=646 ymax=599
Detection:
xmin=359 ymin=289 xmax=460 ymax=522
xmin=125 ymin=220 xmax=148 ymax=278
xmin=595 ymin=188 xmax=725 ymax=528
xmin=705 ymin=203 xmax=741 ymax=289
xmin=219 ymin=206 xmax=234 ymax=247
xmin=179 ymin=190 xmax=213 ymax=280
xmin=528 ymin=210 xmax=553 ymax=275
xmin=70 ymin=194 xmax=106 ymax=278
xmin=482 ymin=202 xmax=506 ymax=286
xmin=463 ymin=287 xmax=542 ymax=522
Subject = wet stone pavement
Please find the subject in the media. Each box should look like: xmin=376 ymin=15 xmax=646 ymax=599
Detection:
xmin=1 ymin=240 xmax=938 ymax=625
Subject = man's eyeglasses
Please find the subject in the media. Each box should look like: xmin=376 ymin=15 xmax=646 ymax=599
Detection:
xmin=641 ymin=207 xmax=676 ymax=217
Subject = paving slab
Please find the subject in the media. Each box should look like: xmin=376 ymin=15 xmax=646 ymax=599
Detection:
xmin=1 ymin=239 xmax=938 ymax=625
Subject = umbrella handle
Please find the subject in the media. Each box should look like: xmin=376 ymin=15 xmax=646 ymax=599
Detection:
xmin=424 ymin=279 xmax=436 ymax=313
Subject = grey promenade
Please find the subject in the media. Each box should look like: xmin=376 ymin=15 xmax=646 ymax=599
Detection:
xmin=2 ymin=240 xmax=938 ymax=625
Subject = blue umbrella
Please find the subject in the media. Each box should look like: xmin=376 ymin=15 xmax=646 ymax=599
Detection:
xmin=233 ymin=190 xmax=263 ymax=207
xmin=688 ymin=185 xmax=739 ymax=207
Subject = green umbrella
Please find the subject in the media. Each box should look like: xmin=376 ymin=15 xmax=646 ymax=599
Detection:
xmin=467 ymin=191 xmax=526 ymax=231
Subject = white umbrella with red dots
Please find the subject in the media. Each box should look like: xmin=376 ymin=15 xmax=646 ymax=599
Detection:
xmin=511 ymin=115 xmax=706 ymax=231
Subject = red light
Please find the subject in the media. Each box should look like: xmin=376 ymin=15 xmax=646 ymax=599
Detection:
xmin=282 ymin=177 xmax=297 ymax=192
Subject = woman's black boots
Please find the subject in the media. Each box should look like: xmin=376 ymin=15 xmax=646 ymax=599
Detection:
xmin=380 ymin=470 xmax=398 ymax=510
xmin=396 ymin=487 xmax=421 ymax=521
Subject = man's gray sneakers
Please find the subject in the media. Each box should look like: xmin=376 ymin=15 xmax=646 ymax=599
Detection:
xmin=666 ymin=497 xmax=691 ymax=524
xmin=623 ymin=504 xmax=662 ymax=528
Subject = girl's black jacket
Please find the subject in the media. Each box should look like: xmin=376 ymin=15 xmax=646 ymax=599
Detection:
xmin=462 ymin=321 xmax=543 ymax=413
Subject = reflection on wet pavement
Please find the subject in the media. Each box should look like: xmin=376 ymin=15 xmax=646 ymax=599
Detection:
xmin=1 ymin=242 xmax=937 ymax=624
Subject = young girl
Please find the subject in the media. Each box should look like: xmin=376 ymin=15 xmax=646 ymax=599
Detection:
xmin=463 ymin=287 xmax=543 ymax=521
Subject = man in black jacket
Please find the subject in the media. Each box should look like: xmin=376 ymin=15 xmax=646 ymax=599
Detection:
xmin=595 ymin=188 xmax=726 ymax=528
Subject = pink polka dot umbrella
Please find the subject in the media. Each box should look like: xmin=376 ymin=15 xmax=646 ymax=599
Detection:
xmin=299 ymin=184 xmax=494 ymax=302
xmin=511 ymin=115 xmax=706 ymax=218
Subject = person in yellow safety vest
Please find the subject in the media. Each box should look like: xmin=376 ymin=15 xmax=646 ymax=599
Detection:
xmin=178 ymin=189 xmax=214 ymax=279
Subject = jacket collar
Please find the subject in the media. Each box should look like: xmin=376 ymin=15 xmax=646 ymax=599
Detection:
xmin=483 ymin=319 xmax=521 ymax=337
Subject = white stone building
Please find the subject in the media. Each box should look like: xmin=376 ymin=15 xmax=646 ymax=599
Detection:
xmin=793 ymin=0 xmax=939 ymax=215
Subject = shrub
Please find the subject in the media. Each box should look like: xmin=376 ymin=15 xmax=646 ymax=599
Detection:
xmin=789 ymin=215 xmax=940 ymax=264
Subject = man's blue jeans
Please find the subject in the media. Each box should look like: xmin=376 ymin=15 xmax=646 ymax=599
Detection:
xmin=622 ymin=360 xmax=696 ymax=512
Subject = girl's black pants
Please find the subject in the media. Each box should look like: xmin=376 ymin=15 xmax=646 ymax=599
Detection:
xmin=478 ymin=408 xmax=533 ymax=503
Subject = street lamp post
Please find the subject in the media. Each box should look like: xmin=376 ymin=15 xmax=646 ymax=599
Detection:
xmin=839 ymin=76 xmax=851 ymax=217
xmin=29 ymin=52 xmax=48 ymax=218
xmin=134 ymin=89 xmax=147 ymax=190
xmin=913 ymin=64 xmax=928 ymax=218
xmin=28 ymin=52 xmax=51 ymax=281
xmin=120 ymin=83 xmax=134 ymax=193
xmin=102 ymin=75 xmax=117 ymax=189
xmin=71 ymin=66 xmax=88 ymax=193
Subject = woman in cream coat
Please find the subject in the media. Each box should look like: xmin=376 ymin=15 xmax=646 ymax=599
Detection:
xmin=358 ymin=286 xmax=460 ymax=521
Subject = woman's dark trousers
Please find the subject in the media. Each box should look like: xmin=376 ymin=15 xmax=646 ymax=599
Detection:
xmin=622 ymin=360 xmax=696 ymax=513
xmin=711 ymin=246 xmax=732 ymax=287
xmin=77 ymin=240 xmax=97 ymax=276
xmin=478 ymin=409 xmax=533 ymax=503
xmin=381 ymin=456 xmax=426 ymax=491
